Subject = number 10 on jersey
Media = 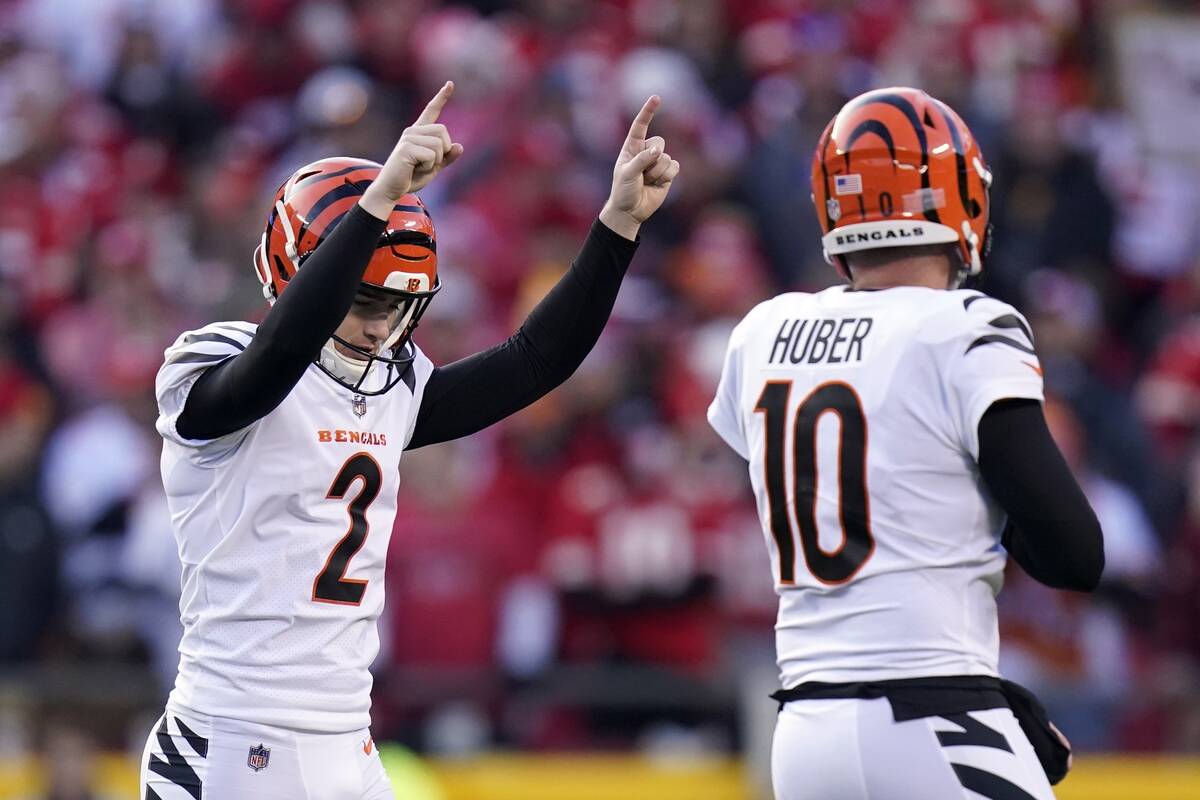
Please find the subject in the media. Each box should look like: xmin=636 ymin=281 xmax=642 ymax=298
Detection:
xmin=754 ymin=380 xmax=874 ymax=585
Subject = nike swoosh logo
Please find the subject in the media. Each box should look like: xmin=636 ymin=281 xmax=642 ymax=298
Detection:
xmin=363 ymin=738 xmax=373 ymax=756
xmin=1023 ymin=361 xmax=1043 ymax=376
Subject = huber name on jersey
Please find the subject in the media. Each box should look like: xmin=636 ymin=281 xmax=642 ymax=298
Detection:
xmin=708 ymin=286 xmax=1043 ymax=689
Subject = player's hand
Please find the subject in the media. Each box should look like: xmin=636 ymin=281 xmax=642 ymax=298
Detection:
xmin=361 ymin=81 xmax=464 ymax=219
xmin=1049 ymin=721 xmax=1073 ymax=772
xmin=599 ymin=95 xmax=680 ymax=241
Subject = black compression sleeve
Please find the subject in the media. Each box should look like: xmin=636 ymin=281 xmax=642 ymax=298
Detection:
xmin=977 ymin=398 xmax=1104 ymax=591
xmin=406 ymin=219 xmax=638 ymax=450
xmin=177 ymin=205 xmax=387 ymax=440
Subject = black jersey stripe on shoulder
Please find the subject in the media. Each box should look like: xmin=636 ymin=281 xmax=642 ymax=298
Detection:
xmin=987 ymin=313 xmax=1034 ymax=344
xmin=962 ymin=293 xmax=989 ymax=310
xmin=395 ymin=342 xmax=417 ymax=393
xmin=210 ymin=322 xmax=257 ymax=340
xmin=965 ymin=334 xmax=1036 ymax=356
xmin=168 ymin=350 xmax=239 ymax=366
xmin=145 ymin=788 xmax=164 ymax=800
xmin=212 ymin=320 xmax=257 ymax=332
xmin=182 ymin=332 xmax=246 ymax=351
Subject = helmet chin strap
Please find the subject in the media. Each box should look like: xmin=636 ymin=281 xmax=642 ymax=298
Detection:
xmin=319 ymin=340 xmax=370 ymax=386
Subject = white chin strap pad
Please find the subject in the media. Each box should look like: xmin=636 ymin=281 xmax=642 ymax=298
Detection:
xmin=319 ymin=340 xmax=369 ymax=385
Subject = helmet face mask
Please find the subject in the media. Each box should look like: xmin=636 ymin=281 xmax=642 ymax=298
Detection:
xmin=811 ymin=87 xmax=992 ymax=288
xmin=254 ymin=157 xmax=440 ymax=395
xmin=318 ymin=282 xmax=439 ymax=395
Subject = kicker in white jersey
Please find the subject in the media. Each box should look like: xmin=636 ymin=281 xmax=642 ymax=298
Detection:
xmin=707 ymin=286 xmax=1043 ymax=689
xmin=156 ymin=321 xmax=434 ymax=733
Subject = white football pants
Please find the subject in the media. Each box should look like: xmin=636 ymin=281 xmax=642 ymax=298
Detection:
xmin=772 ymin=698 xmax=1056 ymax=799
xmin=140 ymin=705 xmax=394 ymax=800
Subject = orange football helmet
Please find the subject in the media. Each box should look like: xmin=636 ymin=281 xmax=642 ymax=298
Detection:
xmin=811 ymin=87 xmax=993 ymax=285
xmin=254 ymin=157 xmax=440 ymax=394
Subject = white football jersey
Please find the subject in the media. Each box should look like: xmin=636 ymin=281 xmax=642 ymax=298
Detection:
xmin=708 ymin=286 xmax=1043 ymax=688
xmin=155 ymin=321 xmax=433 ymax=733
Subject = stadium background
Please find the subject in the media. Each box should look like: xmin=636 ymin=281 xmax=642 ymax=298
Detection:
xmin=1 ymin=0 xmax=1199 ymax=796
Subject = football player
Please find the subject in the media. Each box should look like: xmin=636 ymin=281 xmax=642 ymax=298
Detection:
xmin=708 ymin=87 xmax=1103 ymax=799
xmin=140 ymin=82 xmax=679 ymax=799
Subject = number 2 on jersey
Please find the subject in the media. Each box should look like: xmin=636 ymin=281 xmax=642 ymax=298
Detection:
xmin=755 ymin=381 xmax=874 ymax=585
xmin=313 ymin=453 xmax=382 ymax=605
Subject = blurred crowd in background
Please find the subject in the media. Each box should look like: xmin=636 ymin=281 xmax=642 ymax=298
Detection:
xmin=3 ymin=0 xmax=1200 ymax=784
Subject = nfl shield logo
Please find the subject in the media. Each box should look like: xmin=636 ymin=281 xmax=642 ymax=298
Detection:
xmin=247 ymin=743 xmax=270 ymax=772
xmin=352 ymin=394 xmax=367 ymax=418
xmin=826 ymin=197 xmax=842 ymax=222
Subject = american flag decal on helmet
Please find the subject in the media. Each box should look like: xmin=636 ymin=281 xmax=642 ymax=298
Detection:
xmin=834 ymin=174 xmax=863 ymax=196
xmin=247 ymin=743 xmax=270 ymax=772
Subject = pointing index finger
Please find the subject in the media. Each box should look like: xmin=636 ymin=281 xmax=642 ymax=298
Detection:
xmin=625 ymin=95 xmax=660 ymax=145
xmin=415 ymin=81 xmax=455 ymax=125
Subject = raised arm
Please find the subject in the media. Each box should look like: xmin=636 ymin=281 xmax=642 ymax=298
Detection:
xmin=407 ymin=96 xmax=680 ymax=449
xmin=177 ymin=83 xmax=462 ymax=440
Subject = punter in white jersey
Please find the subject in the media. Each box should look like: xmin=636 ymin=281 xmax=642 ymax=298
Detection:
xmin=709 ymin=87 xmax=1103 ymax=800
xmin=140 ymin=82 xmax=680 ymax=800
